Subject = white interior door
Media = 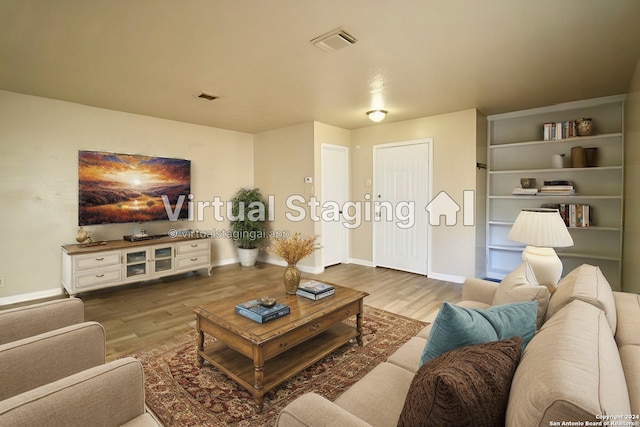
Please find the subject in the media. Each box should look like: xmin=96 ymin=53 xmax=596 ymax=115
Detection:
xmin=321 ymin=144 xmax=349 ymax=267
xmin=373 ymin=140 xmax=431 ymax=275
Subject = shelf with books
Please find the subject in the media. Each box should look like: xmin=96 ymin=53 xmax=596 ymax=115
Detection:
xmin=486 ymin=95 xmax=624 ymax=289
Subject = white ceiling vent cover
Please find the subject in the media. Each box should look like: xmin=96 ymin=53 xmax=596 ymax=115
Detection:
xmin=311 ymin=28 xmax=357 ymax=52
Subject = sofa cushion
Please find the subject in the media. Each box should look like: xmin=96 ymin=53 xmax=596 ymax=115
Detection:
xmin=546 ymin=264 xmax=617 ymax=334
xmin=333 ymin=361 xmax=415 ymax=427
xmin=506 ymin=300 xmax=630 ymax=426
xmin=492 ymin=262 xmax=550 ymax=329
xmin=419 ymin=301 xmax=536 ymax=366
xmin=619 ymin=345 xmax=640 ymax=416
xmin=386 ymin=336 xmax=427 ymax=374
xmin=613 ymin=291 xmax=640 ymax=347
xmin=398 ymin=337 xmax=522 ymax=427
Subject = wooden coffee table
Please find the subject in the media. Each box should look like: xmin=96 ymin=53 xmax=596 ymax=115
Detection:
xmin=194 ymin=282 xmax=368 ymax=411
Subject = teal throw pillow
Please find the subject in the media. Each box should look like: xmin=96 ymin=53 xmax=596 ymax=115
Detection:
xmin=419 ymin=301 xmax=537 ymax=367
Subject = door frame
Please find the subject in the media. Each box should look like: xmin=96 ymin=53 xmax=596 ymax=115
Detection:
xmin=321 ymin=143 xmax=350 ymax=267
xmin=372 ymin=138 xmax=433 ymax=275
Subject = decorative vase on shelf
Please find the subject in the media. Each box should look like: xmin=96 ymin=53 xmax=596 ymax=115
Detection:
xmin=283 ymin=264 xmax=301 ymax=294
xmin=76 ymin=227 xmax=91 ymax=244
xmin=577 ymin=118 xmax=593 ymax=136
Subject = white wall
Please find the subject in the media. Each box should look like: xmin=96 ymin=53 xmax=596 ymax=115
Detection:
xmin=0 ymin=91 xmax=253 ymax=303
xmin=623 ymin=57 xmax=640 ymax=294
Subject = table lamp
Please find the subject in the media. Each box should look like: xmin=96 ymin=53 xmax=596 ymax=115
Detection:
xmin=508 ymin=208 xmax=574 ymax=289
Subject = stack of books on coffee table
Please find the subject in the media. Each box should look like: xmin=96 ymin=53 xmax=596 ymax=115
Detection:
xmin=296 ymin=280 xmax=335 ymax=300
xmin=235 ymin=299 xmax=290 ymax=324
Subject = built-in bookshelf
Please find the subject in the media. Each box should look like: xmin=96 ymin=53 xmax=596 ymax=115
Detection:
xmin=486 ymin=95 xmax=625 ymax=290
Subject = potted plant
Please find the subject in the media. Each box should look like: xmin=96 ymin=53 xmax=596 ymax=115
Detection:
xmin=230 ymin=188 xmax=268 ymax=267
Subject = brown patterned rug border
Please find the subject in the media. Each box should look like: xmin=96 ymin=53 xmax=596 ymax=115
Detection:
xmin=126 ymin=305 xmax=427 ymax=427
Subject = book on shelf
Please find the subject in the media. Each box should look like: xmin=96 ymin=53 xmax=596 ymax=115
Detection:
xmin=512 ymin=187 xmax=539 ymax=195
xmin=543 ymin=121 xmax=578 ymax=141
xmin=540 ymin=185 xmax=574 ymax=191
xmin=539 ymin=181 xmax=575 ymax=196
xmin=296 ymin=280 xmax=335 ymax=300
xmin=541 ymin=203 xmax=591 ymax=227
xmin=539 ymin=189 xmax=575 ymax=196
xmin=234 ymin=299 xmax=290 ymax=324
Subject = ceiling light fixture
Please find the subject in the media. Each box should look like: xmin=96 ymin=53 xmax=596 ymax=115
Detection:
xmin=366 ymin=109 xmax=388 ymax=122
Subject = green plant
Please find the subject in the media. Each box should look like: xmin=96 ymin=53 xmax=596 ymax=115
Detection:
xmin=229 ymin=188 xmax=268 ymax=249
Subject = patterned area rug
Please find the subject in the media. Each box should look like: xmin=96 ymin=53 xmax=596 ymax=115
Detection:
xmin=126 ymin=306 xmax=427 ymax=427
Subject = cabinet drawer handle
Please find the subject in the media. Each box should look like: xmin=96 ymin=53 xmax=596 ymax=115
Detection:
xmin=309 ymin=322 xmax=321 ymax=333
xmin=345 ymin=310 xmax=351 ymax=316
xmin=279 ymin=342 xmax=288 ymax=348
xmin=95 ymin=257 xmax=104 ymax=261
xmin=190 ymin=257 xmax=198 ymax=261
xmin=95 ymin=274 xmax=104 ymax=278
xmin=190 ymin=244 xmax=198 ymax=247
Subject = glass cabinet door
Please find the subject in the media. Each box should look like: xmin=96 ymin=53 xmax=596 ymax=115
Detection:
xmin=125 ymin=250 xmax=148 ymax=278
xmin=154 ymin=246 xmax=173 ymax=273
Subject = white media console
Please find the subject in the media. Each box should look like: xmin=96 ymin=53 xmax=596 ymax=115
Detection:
xmin=61 ymin=235 xmax=211 ymax=296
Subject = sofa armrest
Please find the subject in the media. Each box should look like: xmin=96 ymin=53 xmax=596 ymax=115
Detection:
xmin=0 ymin=298 xmax=84 ymax=344
xmin=0 ymin=358 xmax=157 ymax=427
xmin=461 ymin=277 xmax=499 ymax=305
xmin=0 ymin=321 xmax=106 ymax=400
xmin=276 ymin=393 xmax=373 ymax=427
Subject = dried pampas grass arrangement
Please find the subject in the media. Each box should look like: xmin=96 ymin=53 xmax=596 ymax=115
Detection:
xmin=270 ymin=233 xmax=320 ymax=265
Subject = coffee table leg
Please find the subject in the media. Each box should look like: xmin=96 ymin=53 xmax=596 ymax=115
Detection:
xmin=356 ymin=300 xmax=364 ymax=346
xmin=253 ymin=352 xmax=265 ymax=412
xmin=196 ymin=329 xmax=204 ymax=366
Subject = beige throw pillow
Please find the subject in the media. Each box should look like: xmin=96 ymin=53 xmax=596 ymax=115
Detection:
xmin=493 ymin=262 xmax=550 ymax=329
xmin=545 ymin=264 xmax=617 ymax=334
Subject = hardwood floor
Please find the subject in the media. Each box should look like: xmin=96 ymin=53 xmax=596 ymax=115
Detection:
xmin=23 ymin=263 xmax=464 ymax=361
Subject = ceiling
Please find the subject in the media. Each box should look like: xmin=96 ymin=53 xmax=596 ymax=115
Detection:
xmin=1 ymin=1 xmax=639 ymax=134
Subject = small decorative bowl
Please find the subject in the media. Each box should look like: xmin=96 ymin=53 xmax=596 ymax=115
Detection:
xmin=259 ymin=297 xmax=276 ymax=307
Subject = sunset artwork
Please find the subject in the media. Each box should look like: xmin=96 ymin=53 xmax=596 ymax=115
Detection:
xmin=78 ymin=150 xmax=191 ymax=225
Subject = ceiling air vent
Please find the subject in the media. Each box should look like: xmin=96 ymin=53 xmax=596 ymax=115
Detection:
xmin=310 ymin=27 xmax=357 ymax=52
xmin=198 ymin=93 xmax=218 ymax=101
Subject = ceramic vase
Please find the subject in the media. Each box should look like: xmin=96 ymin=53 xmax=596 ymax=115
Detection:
xmin=577 ymin=118 xmax=593 ymax=136
xmin=283 ymin=264 xmax=301 ymax=294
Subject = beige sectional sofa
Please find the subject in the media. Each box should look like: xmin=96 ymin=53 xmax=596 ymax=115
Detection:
xmin=276 ymin=264 xmax=640 ymax=427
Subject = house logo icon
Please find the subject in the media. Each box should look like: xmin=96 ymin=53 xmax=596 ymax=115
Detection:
xmin=425 ymin=190 xmax=474 ymax=226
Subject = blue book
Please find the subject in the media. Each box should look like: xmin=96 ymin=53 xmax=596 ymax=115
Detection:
xmin=234 ymin=299 xmax=290 ymax=324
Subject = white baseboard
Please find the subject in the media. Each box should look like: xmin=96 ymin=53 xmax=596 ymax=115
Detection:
xmin=428 ymin=271 xmax=466 ymax=284
xmin=0 ymin=287 xmax=65 ymax=306
xmin=211 ymin=257 xmax=241 ymax=267
xmin=347 ymin=258 xmax=375 ymax=267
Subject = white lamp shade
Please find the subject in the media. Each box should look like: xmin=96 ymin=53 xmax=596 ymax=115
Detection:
xmin=508 ymin=208 xmax=573 ymax=248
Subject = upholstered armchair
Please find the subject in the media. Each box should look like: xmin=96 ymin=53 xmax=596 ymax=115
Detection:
xmin=0 ymin=298 xmax=85 ymax=344
xmin=0 ymin=298 xmax=106 ymax=400
xmin=0 ymin=298 xmax=161 ymax=426
xmin=0 ymin=357 xmax=161 ymax=426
